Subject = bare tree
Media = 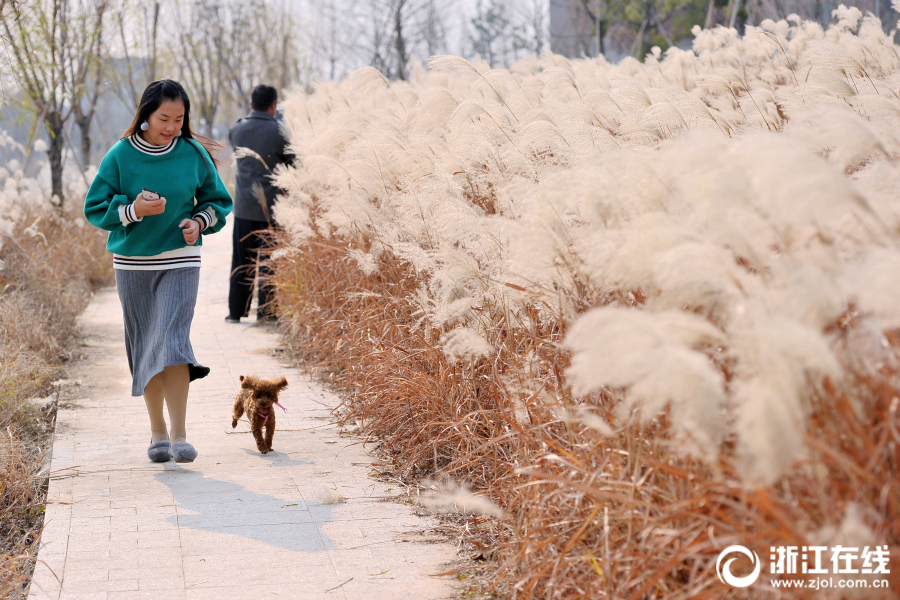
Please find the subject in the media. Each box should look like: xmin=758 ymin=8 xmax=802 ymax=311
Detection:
xmin=260 ymin=1 xmax=303 ymax=93
xmin=172 ymin=0 xmax=305 ymax=135
xmin=569 ymin=0 xmax=628 ymax=57
xmin=393 ymin=0 xmax=410 ymax=80
xmin=363 ymin=0 xmax=395 ymax=76
xmin=109 ymin=0 xmax=165 ymax=111
xmin=469 ymin=0 xmax=538 ymax=66
xmin=524 ymin=0 xmax=547 ymax=55
xmin=1 ymin=0 xmax=80 ymax=204
xmin=65 ymin=0 xmax=109 ymax=168
xmin=359 ymin=0 xmax=450 ymax=80
xmin=310 ymin=0 xmax=358 ymax=81
xmin=174 ymin=0 xmax=228 ymax=137
xmin=421 ymin=0 xmax=448 ymax=58
xmin=308 ymin=0 xmax=450 ymax=82
xmin=215 ymin=0 xmax=304 ymax=113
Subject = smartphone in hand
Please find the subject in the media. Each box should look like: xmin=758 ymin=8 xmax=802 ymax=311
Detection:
xmin=142 ymin=188 xmax=160 ymax=201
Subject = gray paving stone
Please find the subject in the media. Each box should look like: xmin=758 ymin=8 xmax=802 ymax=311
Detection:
xmin=57 ymin=592 xmax=108 ymax=600
xmin=108 ymin=591 xmax=185 ymax=600
xmin=28 ymin=221 xmax=456 ymax=600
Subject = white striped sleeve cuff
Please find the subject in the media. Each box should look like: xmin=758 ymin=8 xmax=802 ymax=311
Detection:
xmin=193 ymin=209 xmax=216 ymax=231
xmin=118 ymin=203 xmax=143 ymax=227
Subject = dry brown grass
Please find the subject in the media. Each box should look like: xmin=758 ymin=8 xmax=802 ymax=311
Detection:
xmin=271 ymin=220 xmax=899 ymax=599
xmin=0 ymin=205 xmax=112 ymax=599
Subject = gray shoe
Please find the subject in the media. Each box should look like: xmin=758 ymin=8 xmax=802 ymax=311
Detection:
xmin=147 ymin=440 xmax=172 ymax=463
xmin=171 ymin=441 xmax=198 ymax=463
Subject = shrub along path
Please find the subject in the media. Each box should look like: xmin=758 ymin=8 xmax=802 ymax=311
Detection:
xmin=28 ymin=221 xmax=455 ymax=600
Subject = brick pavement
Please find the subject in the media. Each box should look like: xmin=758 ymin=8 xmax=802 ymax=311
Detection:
xmin=28 ymin=221 xmax=456 ymax=600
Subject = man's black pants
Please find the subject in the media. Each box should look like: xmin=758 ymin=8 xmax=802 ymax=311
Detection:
xmin=228 ymin=217 xmax=274 ymax=320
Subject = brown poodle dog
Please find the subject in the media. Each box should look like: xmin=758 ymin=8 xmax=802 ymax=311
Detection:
xmin=231 ymin=375 xmax=288 ymax=454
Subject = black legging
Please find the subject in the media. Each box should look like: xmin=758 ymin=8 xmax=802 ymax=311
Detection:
xmin=228 ymin=217 xmax=274 ymax=320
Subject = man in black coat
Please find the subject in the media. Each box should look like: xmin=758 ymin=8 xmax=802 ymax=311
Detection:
xmin=226 ymin=85 xmax=294 ymax=323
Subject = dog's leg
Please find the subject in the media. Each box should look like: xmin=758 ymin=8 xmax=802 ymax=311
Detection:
xmin=231 ymin=394 xmax=245 ymax=428
xmin=251 ymin=413 xmax=268 ymax=454
xmin=265 ymin=411 xmax=275 ymax=451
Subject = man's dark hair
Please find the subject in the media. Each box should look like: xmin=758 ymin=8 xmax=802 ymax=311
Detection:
xmin=251 ymin=85 xmax=278 ymax=111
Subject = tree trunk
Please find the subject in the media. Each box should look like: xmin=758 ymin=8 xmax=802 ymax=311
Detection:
xmin=705 ymin=0 xmax=715 ymax=29
xmin=201 ymin=106 xmax=216 ymax=137
xmin=599 ymin=18 xmax=607 ymax=56
xmin=76 ymin=116 xmax=92 ymax=168
xmin=394 ymin=0 xmax=408 ymax=81
xmin=45 ymin=111 xmax=65 ymax=207
xmin=642 ymin=1 xmax=653 ymax=58
xmin=729 ymin=0 xmax=742 ymax=27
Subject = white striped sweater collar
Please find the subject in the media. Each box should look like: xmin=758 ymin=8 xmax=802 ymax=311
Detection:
xmin=128 ymin=134 xmax=177 ymax=156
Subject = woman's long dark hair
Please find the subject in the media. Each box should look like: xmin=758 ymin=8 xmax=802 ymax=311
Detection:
xmin=123 ymin=79 xmax=220 ymax=170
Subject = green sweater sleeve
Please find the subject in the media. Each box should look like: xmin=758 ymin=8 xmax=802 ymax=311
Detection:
xmin=189 ymin=141 xmax=233 ymax=235
xmin=83 ymin=153 xmax=132 ymax=232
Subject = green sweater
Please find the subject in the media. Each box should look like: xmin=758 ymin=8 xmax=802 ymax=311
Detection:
xmin=84 ymin=136 xmax=233 ymax=256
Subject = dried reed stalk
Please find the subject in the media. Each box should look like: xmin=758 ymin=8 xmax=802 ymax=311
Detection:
xmin=271 ymin=220 xmax=899 ymax=599
xmin=0 ymin=206 xmax=112 ymax=599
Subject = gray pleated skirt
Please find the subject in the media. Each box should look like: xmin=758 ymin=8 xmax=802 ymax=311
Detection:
xmin=115 ymin=268 xmax=210 ymax=396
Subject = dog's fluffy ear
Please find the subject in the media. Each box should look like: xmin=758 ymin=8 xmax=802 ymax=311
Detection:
xmin=241 ymin=375 xmax=257 ymax=389
xmin=276 ymin=376 xmax=288 ymax=390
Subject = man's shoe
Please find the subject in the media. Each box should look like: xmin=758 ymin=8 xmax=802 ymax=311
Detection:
xmin=225 ymin=315 xmax=240 ymax=323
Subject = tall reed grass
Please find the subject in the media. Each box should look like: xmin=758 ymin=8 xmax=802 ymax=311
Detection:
xmin=0 ymin=170 xmax=112 ymax=598
xmin=271 ymin=6 xmax=900 ymax=597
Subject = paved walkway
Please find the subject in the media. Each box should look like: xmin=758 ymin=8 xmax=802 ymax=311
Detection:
xmin=28 ymin=221 xmax=456 ymax=600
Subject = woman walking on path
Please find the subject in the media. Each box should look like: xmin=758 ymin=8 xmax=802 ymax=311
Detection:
xmin=84 ymin=80 xmax=233 ymax=463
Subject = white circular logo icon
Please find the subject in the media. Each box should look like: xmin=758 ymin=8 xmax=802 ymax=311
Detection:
xmin=716 ymin=545 xmax=761 ymax=588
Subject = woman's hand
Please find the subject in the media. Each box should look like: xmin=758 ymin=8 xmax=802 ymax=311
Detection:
xmin=133 ymin=192 xmax=166 ymax=218
xmin=179 ymin=218 xmax=202 ymax=245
